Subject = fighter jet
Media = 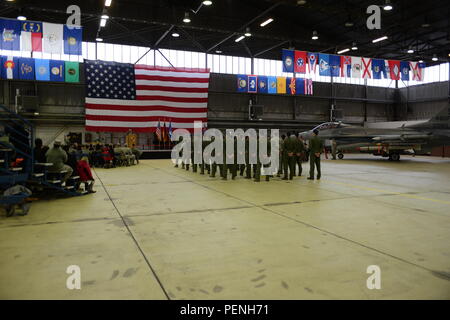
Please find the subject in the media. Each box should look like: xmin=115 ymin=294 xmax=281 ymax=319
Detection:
xmin=300 ymin=106 xmax=450 ymax=161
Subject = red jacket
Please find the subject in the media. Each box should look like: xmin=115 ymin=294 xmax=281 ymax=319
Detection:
xmin=76 ymin=160 xmax=94 ymax=182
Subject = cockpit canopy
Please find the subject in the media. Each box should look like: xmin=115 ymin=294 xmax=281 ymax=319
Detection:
xmin=312 ymin=122 xmax=343 ymax=131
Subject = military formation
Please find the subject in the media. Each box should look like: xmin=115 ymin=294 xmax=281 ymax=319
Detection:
xmin=174 ymin=129 xmax=324 ymax=181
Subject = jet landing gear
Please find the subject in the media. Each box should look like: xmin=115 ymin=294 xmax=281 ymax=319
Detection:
xmin=388 ymin=153 xmax=400 ymax=161
xmin=337 ymin=153 xmax=344 ymax=160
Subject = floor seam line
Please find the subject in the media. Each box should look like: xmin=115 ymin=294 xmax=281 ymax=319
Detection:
xmin=156 ymin=164 xmax=447 ymax=279
xmin=93 ymin=167 xmax=171 ymax=300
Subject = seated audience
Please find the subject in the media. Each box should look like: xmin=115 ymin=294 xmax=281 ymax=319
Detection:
xmin=34 ymin=138 xmax=47 ymax=163
xmin=45 ymin=140 xmax=73 ymax=182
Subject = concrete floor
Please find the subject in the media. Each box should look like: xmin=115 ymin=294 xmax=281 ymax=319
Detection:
xmin=1 ymin=154 xmax=449 ymax=299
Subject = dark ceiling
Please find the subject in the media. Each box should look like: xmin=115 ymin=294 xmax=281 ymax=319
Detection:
xmin=1 ymin=0 xmax=449 ymax=63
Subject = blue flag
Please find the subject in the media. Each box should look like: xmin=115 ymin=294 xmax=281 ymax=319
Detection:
xmin=63 ymin=25 xmax=82 ymax=55
xmin=237 ymin=75 xmax=248 ymax=92
xmin=49 ymin=60 xmax=65 ymax=82
xmin=268 ymin=76 xmax=277 ymax=94
xmin=296 ymin=78 xmax=306 ymax=95
xmin=35 ymin=59 xmax=50 ymax=81
xmin=318 ymin=54 xmax=330 ymax=76
xmin=329 ymin=55 xmax=341 ymax=77
xmin=1 ymin=56 xmax=19 ymax=79
xmin=248 ymin=75 xmax=257 ymax=93
xmin=18 ymin=58 xmax=35 ymax=80
xmin=400 ymin=61 xmax=410 ymax=81
xmin=258 ymin=76 xmax=268 ymax=94
xmin=371 ymin=59 xmax=386 ymax=79
xmin=282 ymin=49 xmax=294 ymax=73
xmin=0 ymin=19 xmax=21 ymax=51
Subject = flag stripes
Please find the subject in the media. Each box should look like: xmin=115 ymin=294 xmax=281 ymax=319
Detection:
xmin=84 ymin=61 xmax=210 ymax=132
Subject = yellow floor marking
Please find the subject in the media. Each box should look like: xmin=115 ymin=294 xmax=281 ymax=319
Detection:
xmin=325 ymin=179 xmax=450 ymax=205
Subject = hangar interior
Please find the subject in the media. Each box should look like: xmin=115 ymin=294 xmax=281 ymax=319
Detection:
xmin=0 ymin=0 xmax=449 ymax=300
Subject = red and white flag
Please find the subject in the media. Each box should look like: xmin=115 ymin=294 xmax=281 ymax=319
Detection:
xmin=85 ymin=61 xmax=210 ymax=133
xmin=362 ymin=57 xmax=372 ymax=79
xmin=388 ymin=60 xmax=401 ymax=80
xmin=410 ymin=62 xmax=424 ymax=81
xmin=21 ymin=31 xmax=42 ymax=52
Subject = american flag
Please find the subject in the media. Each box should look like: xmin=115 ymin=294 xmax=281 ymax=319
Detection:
xmin=84 ymin=60 xmax=210 ymax=132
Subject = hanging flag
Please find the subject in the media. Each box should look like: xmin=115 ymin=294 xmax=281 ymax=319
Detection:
xmin=307 ymin=52 xmax=318 ymax=74
xmin=1 ymin=56 xmax=19 ymax=79
xmin=294 ymin=50 xmax=307 ymax=74
xmin=63 ymin=25 xmax=82 ymax=55
xmin=306 ymin=78 xmax=313 ymax=95
xmin=43 ymin=22 xmax=63 ymax=54
xmin=248 ymin=75 xmax=258 ymax=93
xmin=400 ymin=61 xmax=410 ymax=81
xmin=318 ymin=54 xmax=330 ymax=76
xmin=329 ymin=55 xmax=341 ymax=77
xmin=21 ymin=20 xmax=42 ymax=52
xmin=282 ymin=49 xmax=294 ymax=73
xmin=49 ymin=60 xmax=64 ymax=82
xmin=384 ymin=60 xmax=391 ymax=79
xmin=351 ymin=56 xmax=362 ymax=78
xmin=268 ymin=76 xmax=277 ymax=94
xmin=371 ymin=59 xmax=386 ymax=79
xmin=286 ymin=77 xmax=296 ymax=95
xmin=258 ymin=76 xmax=268 ymax=94
xmin=340 ymin=56 xmax=352 ymax=77
xmin=362 ymin=57 xmax=372 ymax=79
xmin=388 ymin=60 xmax=401 ymax=80
xmin=410 ymin=62 xmax=425 ymax=81
xmin=237 ymin=74 xmax=248 ymax=92
xmin=35 ymin=59 xmax=50 ymax=81
xmin=276 ymin=76 xmax=286 ymax=94
xmin=0 ymin=19 xmax=21 ymax=51
xmin=18 ymin=57 xmax=35 ymax=80
xmin=84 ymin=61 xmax=209 ymax=133
xmin=296 ymin=78 xmax=305 ymax=95
xmin=65 ymin=61 xmax=79 ymax=82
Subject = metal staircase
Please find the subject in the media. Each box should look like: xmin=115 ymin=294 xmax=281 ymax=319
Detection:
xmin=0 ymin=105 xmax=85 ymax=216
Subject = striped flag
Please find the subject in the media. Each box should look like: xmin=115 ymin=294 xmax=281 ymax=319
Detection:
xmin=155 ymin=120 xmax=162 ymax=141
xmin=84 ymin=60 xmax=210 ymax=132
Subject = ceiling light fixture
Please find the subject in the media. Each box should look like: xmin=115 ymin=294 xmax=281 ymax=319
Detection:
xmin=235 ymin=35 xmax=245 ymax=42
xmin=105 ymin=0 xmax=112 ymax=7
xmin=297 ymin=0 xmax=307 ymax=5
xmin=101 ymin=14 xmax=109 ymax=19
xmin=311 ymin=30 xmax=318 ymax=40
xmin=183 ymin=12 xmax=191 ymax=23
xmin=202 ymin=0 xmax=213 ymax=5
xmin=100 ymin=18 xmax=107 ymax=27
xmin=260 ymin=18 xmax=274 ymax=27
xmin=383 ymin=0 xmax=393 ymax=11
xmin=337 ymin=48 xmax=350 ymax=54
xmin=215 ymin=50 xmax=222 ymax=54
xmin=96 ymin=38 xmax=103 ymax=42
xmin=419 ymin=60 xmax=424 ymax=63
xmin=172 ymin=32 xmax=180 ymax=37
xmin=351 ymin=42 xmax=358 ymax=50
xmin=372 ymin=36 xmax=388 ymax=43
xmin=407 ymin=47 xmax=414 ymax=54
xmin=244 ymin=27 xmax=252 ymax=37
xmin=17 ymin=16 xmax=26 ymax=21
xmin=432 ymin=54 xmax=438 ymax=61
